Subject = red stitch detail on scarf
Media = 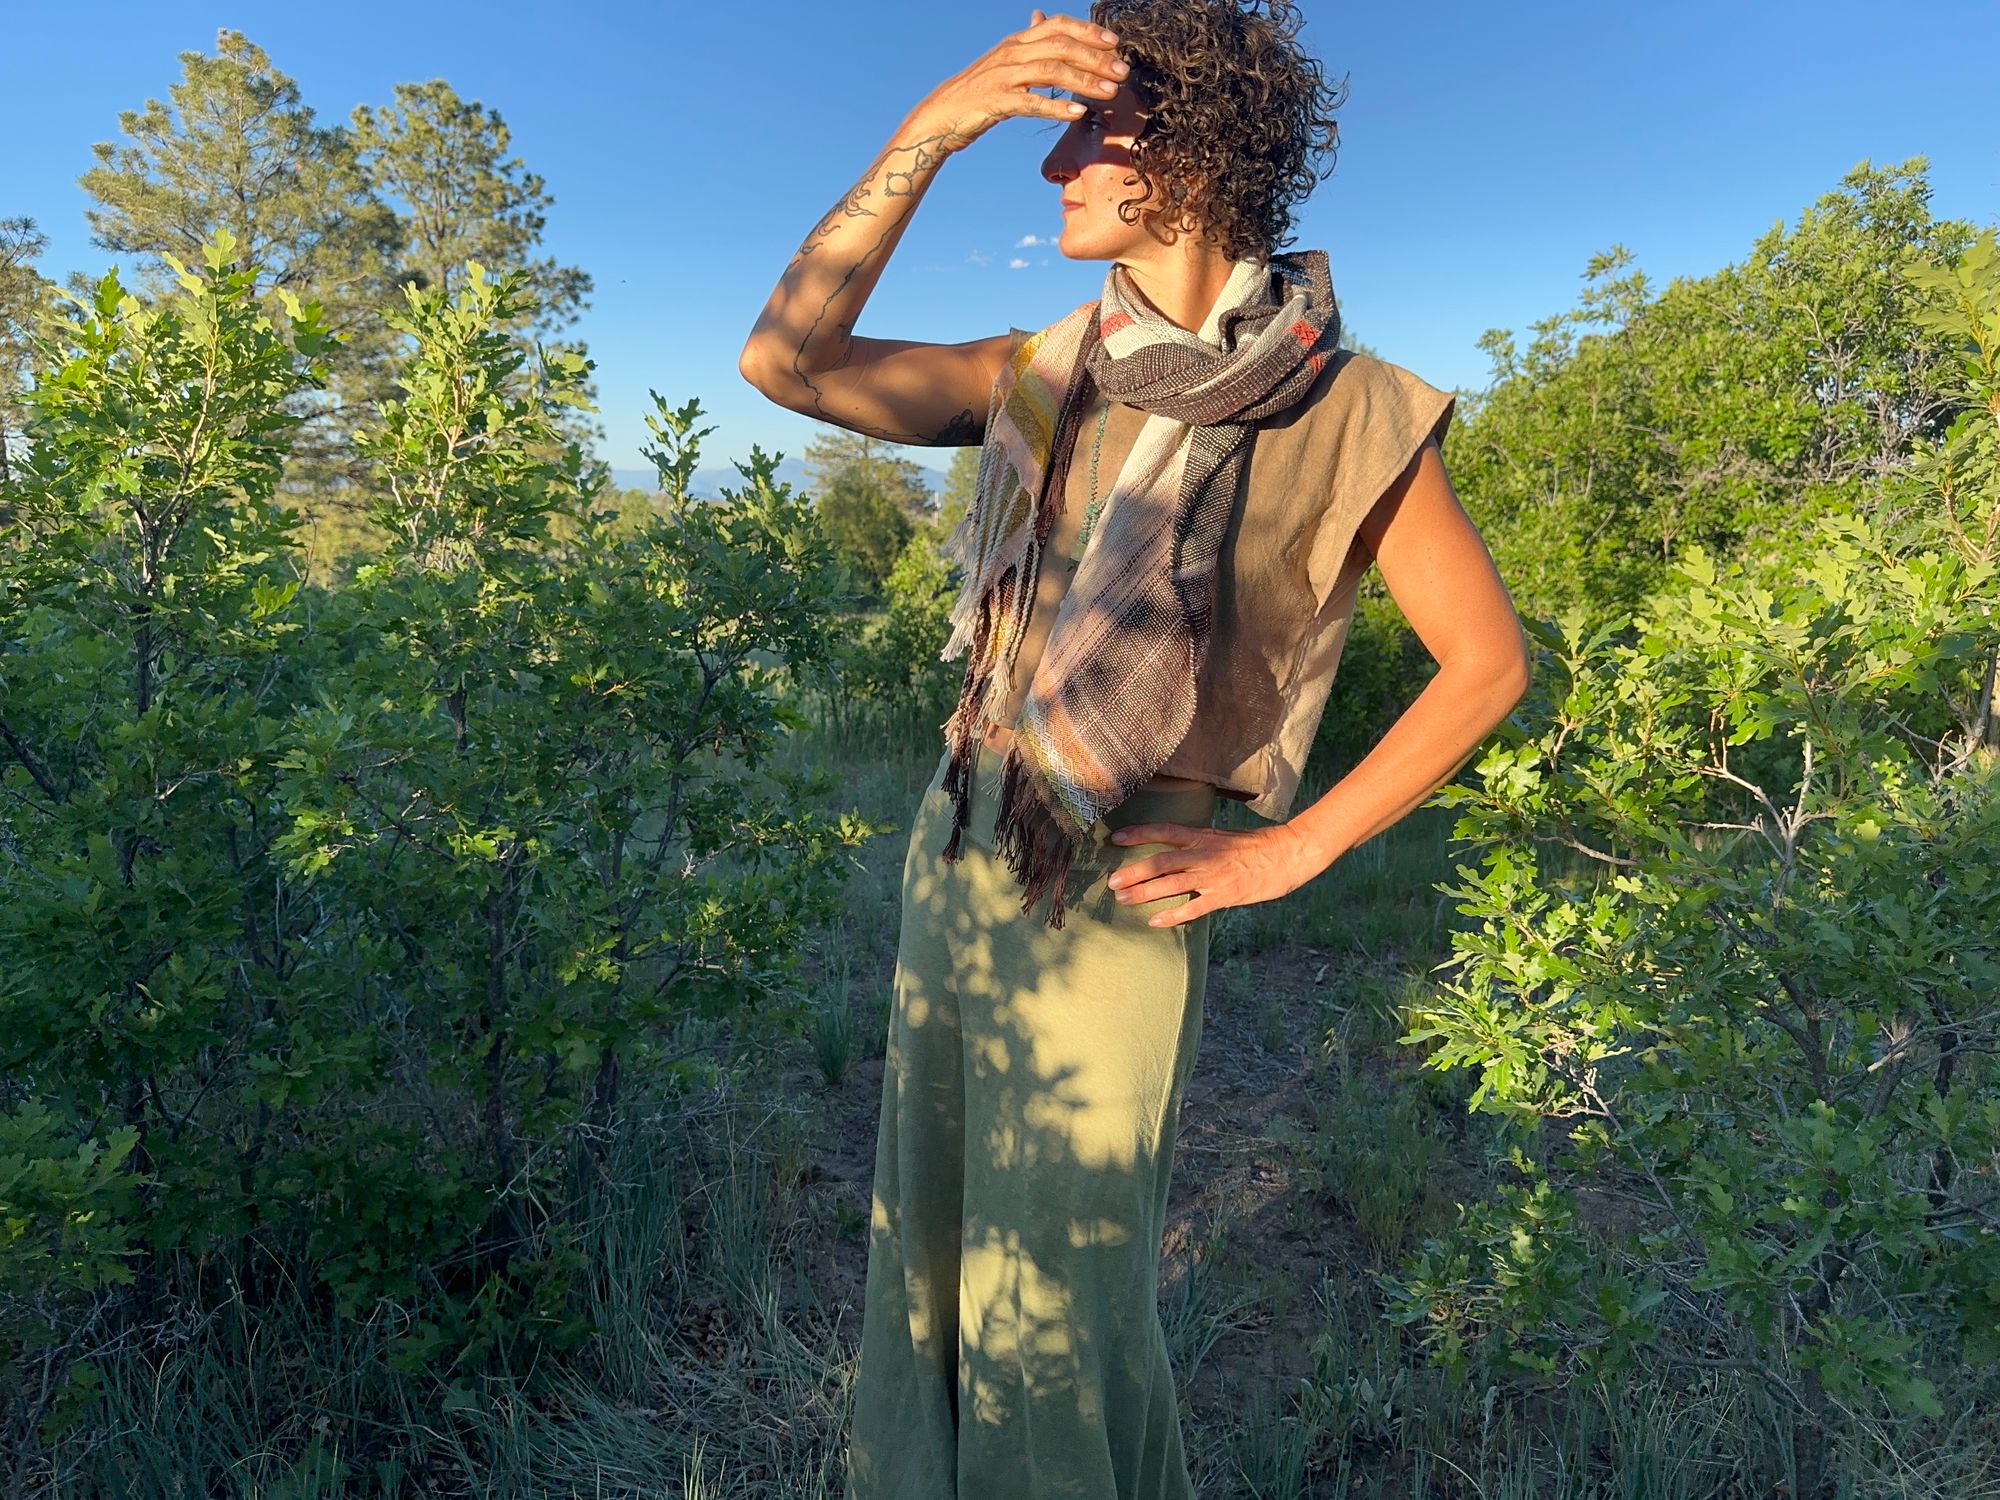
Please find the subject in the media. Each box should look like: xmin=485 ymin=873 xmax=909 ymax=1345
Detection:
xmin=1290 ymin=319 xmax=1317 ymax=347
xmin=1101 ymin=311 xmax=1135 ymax=337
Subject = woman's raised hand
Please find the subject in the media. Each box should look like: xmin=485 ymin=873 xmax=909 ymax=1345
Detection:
xmin=917 ymin=10 xmax=1129 ymax=153
xmin=740 ymin=10 xmax=1128 ymax=444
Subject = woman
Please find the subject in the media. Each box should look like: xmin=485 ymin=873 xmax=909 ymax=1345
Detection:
xmin=740 ymin=3 xmax=1529 ymax=1495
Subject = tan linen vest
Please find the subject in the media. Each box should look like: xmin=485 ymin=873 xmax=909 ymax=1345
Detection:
xmin=986 ymin=330 xmax=1456 ymax=822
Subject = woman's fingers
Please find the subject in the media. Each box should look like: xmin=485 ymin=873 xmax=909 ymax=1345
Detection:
xmin=925 ymin=9 xmax=1122 ymax=149
xmin=1108 ymin=857 xmax=1193 ymax=895
xmin=1015 ymin=17 xmax=1124 ymax=70
xmin=1116 ymin=872 xmax=1200 ymax=907
xmin=1005 ymin=58 xmax=1122 ymax=96
xmin=1146 ymin=894 xmax=1211 ymax=928
xmin=1026 ymin=9 xmax=1115 ymax=43
xmin=1106 ymin=830 xmax=1205 ymax=894
xmin=1014 ymin=12 xmax=1125 ymax=90
xmin=1108 ymin=821 xmax=1206 ymax=855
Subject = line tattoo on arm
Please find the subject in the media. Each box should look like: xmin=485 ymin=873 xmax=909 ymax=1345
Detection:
xmin=779 ymin=128 xmax=984 ymax=446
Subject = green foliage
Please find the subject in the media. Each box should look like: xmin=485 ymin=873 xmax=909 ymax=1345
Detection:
xmin=351 ymin=79 xmax=591 ymax=346
xmin=1383 ymin=231 xmax=2000 ymax=1474
xmin=817 ymin=469 xmax=914 ymax=598
xmin=800 ymin=428 xmax=932 ymax=599
xmin=840 ymin=446 xmax=980 ymax=748
xmin=77 ymin=29 xmax=405 ymax=491
xmin=79 ymin=30 xmax=402 ymax=311
xmin=1905 ymin=227 xmax=2000 ymax=538
xmin=0 ymin=1101 xmax=141 ymax=1303
xmin=826 ymin=528 xmax=965 ymax=737
xmin=1450 ymin=159 xmax=1976 ymax=622
xmin=0 ymin=235 xmax=871 ymax=1437
xmin=1275 ymin=1057 xmax=1451 ymax=1263
xmin=800 ymin=428 xmax=934 ymax=521
xmin=353 ymin=259 xmax=593 ymax=569
xmin=0 ymin=231 xmax=335 ymax=1369
xmin=937 ymin=442 xmax=981 ymax=535
xmin=76 ymin=31 xmax=597 ymax=579
xmin=350 ymin=78 xmax=597 ymax=453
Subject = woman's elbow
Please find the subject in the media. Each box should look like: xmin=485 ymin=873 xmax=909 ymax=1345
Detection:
xmin=738 ymin=342 xmax=810 ymax=416
xmin=1495 ymin=616 xmax=1532 ymax=711
xmin=1441 ymin=613 xmax=1532 ymax=719
xmin=738 ymin=338 xmax=782 ymax=397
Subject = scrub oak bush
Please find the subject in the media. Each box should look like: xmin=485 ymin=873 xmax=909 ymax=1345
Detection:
xmin=1384 ymin=232 xmax=2000 ymax=1490
xmin=1450 ymin=160 xmax=1977 ymax=625
xmin=0 ymin=238 xmax=865 ymax=1437
xmin=821 ymin=527 xmax=964 ymax=741
xmin=1 ymin=238 xmax=339 ymax=1384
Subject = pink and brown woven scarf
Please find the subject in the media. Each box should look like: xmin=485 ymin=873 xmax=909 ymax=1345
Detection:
xmin=937 ymin=247 xmax=1343 ymax=927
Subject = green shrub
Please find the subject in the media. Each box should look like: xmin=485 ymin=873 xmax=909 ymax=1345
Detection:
xmin=0 ymin=238 xmax=873 ymax=1442
xmin=1384 ymin=232 xmax=2000 ymax=1493
xmin=817 ymin=526 xmax=962 ymax=743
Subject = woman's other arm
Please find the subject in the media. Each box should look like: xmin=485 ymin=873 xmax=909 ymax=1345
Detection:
xmin=738 ymin=10 xmax=1127 ymax=446
xmin=1105 ymin=439 xmax=1531 ymax=924
xmin=1278 ymin=439 xmax=1530 ymax=863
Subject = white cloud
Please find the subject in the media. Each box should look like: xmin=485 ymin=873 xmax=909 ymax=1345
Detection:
xmin=1017 ymin=233 xmax=1053 ymax=247
xmin=965 ymin=250 xmax=991 ymax=267
xmin=1008 ymin=257 xmax=1030 ymax=269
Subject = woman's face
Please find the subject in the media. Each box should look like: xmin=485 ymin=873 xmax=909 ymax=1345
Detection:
xmin=1038 ymin=79 xmax=1159 ymax=262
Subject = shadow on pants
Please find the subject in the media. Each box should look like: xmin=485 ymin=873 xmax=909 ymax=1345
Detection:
xmin=844 ymin=742 xmax=1216 ymax=1500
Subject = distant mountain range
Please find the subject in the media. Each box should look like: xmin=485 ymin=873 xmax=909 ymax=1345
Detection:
xmin=608 ymin=455 xmax=953 ymax=502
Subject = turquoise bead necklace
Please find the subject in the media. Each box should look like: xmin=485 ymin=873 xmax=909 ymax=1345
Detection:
xmin=1075 ymin=395 xmax=1113 ymax=552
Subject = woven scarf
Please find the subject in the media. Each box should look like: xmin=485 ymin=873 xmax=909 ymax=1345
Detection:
xmin=936 ymin=247 xmax=1342 ymax=928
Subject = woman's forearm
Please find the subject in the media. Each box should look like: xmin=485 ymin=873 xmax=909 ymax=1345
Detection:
xmin=738 ymin=20 xmax=1123 ymax=439
xmin=738 ymin=107 xmax=961 ymax=411
xmin=1288 ymin=651 xmax=1528 ymax=872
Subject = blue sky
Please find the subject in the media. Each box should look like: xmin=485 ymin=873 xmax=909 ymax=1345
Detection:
xmin=5 ymin=0 xmax=1997 ymax=485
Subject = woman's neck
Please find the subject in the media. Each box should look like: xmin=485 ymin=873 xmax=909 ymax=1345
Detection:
xmin=1116 ymin=240 xmax=1247 ymax=334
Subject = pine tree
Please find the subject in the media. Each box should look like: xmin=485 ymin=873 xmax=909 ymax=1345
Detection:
xmin=78 ymin=29 xmax=405 ymax=534
xmin=351 ymin=80 xmax=590 ymax=344
xmin=79 ymin=31 xmax=404 ymax=416
xmin=0 ymin=216 xmax=52 ymax=486
xmin=800 ymin=429 xmax=933 ymax=522
xmin=77 ymin=32 xmax=600 ymax=577
xmin=937 ymin=445 xmax=981 ymax=538
xmin=351 ymin=79 xmax=596 ymax=445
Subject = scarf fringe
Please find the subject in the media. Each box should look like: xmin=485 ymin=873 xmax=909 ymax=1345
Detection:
xmin=937 ymin=343 xmax=1095 ymax=878
xmin=991 ymin=743 xmax=1083 ymax=930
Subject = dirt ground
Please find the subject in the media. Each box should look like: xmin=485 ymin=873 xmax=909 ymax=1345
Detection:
xmin=776 ymin=933 xmax=1447 ymax=1445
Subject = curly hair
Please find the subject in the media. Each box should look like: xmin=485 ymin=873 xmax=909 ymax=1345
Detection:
xmin=1087 ymin=0 xmax=1346 ymax=264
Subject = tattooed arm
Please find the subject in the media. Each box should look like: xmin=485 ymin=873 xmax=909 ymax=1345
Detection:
xmin=737 ymin=9 xmax=1128 ymax=447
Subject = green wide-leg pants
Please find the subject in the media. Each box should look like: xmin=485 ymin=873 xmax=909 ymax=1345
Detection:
xmin=844 ymin=741 xmax=1217 ymax=1500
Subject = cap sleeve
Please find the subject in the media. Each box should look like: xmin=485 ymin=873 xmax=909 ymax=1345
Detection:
xmin=1301 ymin=353 xmax=1457 ymax=613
